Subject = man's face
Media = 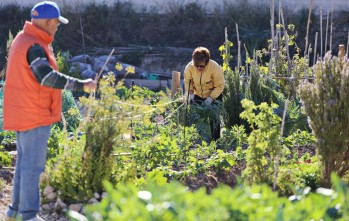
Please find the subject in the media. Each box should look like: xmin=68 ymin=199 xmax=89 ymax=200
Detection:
xmin=46 ymin=18 xmax=60 ymax=37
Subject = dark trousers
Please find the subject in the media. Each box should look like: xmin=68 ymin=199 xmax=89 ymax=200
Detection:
xmin=193 ymin=94 xmax=223 ymax=141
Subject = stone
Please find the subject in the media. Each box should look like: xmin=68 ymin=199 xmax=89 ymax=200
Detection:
xmin=46 ymin=192 xmax=57 ymax=201
xmin=69 ymin=203 xmax=83 ymax=212
xmin=43 ymin=186 xmax=55 ymax=196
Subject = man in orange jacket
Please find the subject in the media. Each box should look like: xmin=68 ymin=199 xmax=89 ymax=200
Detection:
xmin=3 ymin=1 xmax=97 ymax=220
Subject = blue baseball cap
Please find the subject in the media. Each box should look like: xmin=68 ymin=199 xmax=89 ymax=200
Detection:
xmin=31 ymin=1 xmax=69 ymax=24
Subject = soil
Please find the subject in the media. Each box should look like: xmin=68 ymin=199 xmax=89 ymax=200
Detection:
xmin=0 ymin=168 xmax=13 ymax=219
xmin=0 ymin=144 xmax=16 ymax=219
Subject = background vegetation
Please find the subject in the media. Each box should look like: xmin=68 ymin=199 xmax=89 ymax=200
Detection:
xmin=2 ymin=1 xmax=348 ymax=71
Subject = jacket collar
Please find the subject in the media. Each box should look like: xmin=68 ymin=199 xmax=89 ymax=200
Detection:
xmin=23 ymin=21 xmax=53 ymax=44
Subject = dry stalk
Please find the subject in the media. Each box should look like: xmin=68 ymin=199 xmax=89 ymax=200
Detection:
xmin=325 ymin=11 xmax=329 ymax=53
xmin=273 ymin=96 xmax=289 ymax=191
xmin=81 ymin=49 xmax=115 ymax=127
xmin=313 ymin=32 xmax=318 ymax=64
xmin=236 ymin=23 xmax=241 ymax=71
xmin=304 ymin=0 xmax=313 ymax=57
xmin=320 ymin=4 xmax=323 ymax=58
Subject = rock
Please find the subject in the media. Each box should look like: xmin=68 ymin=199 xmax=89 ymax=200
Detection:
xmin=46 ymin=192 xmax=57 ymax=201
xmin=88 ymin=198 xmax=99 ymax=204
xmin=93 ymin=59 xmax=111 ymax=73
xmin=96 ymin=55 xmax=118 ymax=64
xmin=55 ymin=198 xmax=67 ymax=210
xmin=70 ymin=54 xmax=94 ymax=64
xmin=81 ymin=69 xmax=96 ymax=79
xmin=43 ymin=186 xmax=55 ymax=196
xmin=70 ymin=62 xmax=90 ymax=73
xmin=93 ymin=192 xmax=100 ymax=200
xmin=69 ymin=203 xmax=83 ymax=212
xmin=41 ymin=204 xmax=51 ymax=211
xmin=102 ymin=192 xmax=108 ymax=199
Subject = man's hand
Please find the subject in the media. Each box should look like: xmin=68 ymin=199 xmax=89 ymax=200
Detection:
xmin=83 ymin=80 xmax=97 ymax=93
xmin=204 ymin=97 xmax=213 ymax=106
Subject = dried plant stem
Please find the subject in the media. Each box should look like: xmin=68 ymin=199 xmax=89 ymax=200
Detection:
xmin=273 ymin=96 xmax=289 ymax=191
xmin=314 ymin=32 xmax=318 ymax=65
xmin=280 ymin=8 xmax=292 ymax=76
xmin=81 ymin=49 xmax=115 ymax=126
xmin=225 ymin=27 xmax=229 ymax=65
xmin=269 ymin=0 xmax=275 ymax=76
xmin=304 ymin=0 xmax=313 ymax=57
xmin=347 ymin=31 xmax=349 ymax=57
xmin=236 ymin=23 xmax=241 ymax=71
xmin=325 ymin=11 xmax=329 ymax=53
xmin=320 ymin=4 xmax=323 ymax=58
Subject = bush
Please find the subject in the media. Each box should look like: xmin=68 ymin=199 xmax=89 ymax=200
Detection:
xmin=299 ymin=52 xmax=349 ymax=186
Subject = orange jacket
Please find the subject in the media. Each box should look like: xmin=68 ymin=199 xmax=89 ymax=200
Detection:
xmin=3 ymin=21 xmax=62 ymax=131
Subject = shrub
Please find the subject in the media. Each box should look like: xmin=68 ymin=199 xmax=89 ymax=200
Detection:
xmin=240 ymin=99 xmax=281 ymax=185
xmin=299 ymin=52 xmax=349 ymax=186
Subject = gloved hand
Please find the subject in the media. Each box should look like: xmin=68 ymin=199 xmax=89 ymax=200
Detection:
xmin=189 ymin=93 xmax=194 ymax=103
xmin=204 ymin=97 xmax=213 ymax=106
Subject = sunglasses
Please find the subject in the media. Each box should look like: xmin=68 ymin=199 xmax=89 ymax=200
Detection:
xmin=195 ymin=64 xmax=206 ymax=69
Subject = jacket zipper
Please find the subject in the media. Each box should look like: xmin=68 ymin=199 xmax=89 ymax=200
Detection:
xmin=200 ymin=71 xmax=203 ymax=98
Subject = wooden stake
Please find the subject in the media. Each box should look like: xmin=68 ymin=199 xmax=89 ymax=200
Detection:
xmin=339 ymin=44 xmax=345 ymax=61
xmin=325 ymin=10 xmax=329 ymax=53
xmin=330 ymin=0 xmax=334 ymax=52
xmin=171 ymin=71 xmax=181 ymax=99
xmin=313 ymin=32 xmax=318 ymax=65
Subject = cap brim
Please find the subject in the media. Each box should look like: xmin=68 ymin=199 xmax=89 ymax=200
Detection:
xmin=59 ymin=16 xmax=69 ymax=24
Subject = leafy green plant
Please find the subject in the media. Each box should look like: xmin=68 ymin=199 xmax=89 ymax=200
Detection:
xmin=0 ymin=144 xmax=11 ymax=167
xmin=240 ymin=99 xmax=281 ymax=185
xmin=78 ymin=172 xmax=349 ymax=221
xmin=186 ymin=102 xmax=227 ymax=142
xmin=46 ymin=130 xmax=85 ymax=202
xmin=219 ymin=125 xmax=248 ymax=151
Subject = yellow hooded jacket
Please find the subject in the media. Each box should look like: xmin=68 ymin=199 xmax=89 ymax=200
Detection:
xmin=184 ymin=59 xmax=224 ymax=99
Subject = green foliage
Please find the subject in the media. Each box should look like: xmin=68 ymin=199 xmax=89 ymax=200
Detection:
xmin=55 ymin=52 xmax=82 ymax=131
xmin=283 ymin=129 xmax=315 ymax=148
xmin=219 ymin=125 xmax=248 ymax=151
xmin=186 ymin=102 xmax=227 ymax=142
xmin=79 ymin=172 xmax=349 ymax=221
xmin=299 ymin=52 xmax=349 ymax=186
xmin=0 ymin=144 xmax=11 ymax=167
xmin=55 ymin=90 xmax=81 ymax=131
xmin=0 ymin=177 xmax=5 ymax=191
xmin=282 ymin=99 xmax=311 ymax=136
xmin=47 ymin=129 xmax=86 ymax=202
xmin=240 ymin=99 xmax=281 ymax=185
xmin=0 ymin=131 xmax=15 ymax=167
xmin=79 ymin=74 xmax=128 ymax=196
xmin=277 ymin=153 xmax=321 ymax=196
xmin=221 ymin=39 xmax=282 ymax=129
xmin=222 ymin=67 xmax=245 ymax=128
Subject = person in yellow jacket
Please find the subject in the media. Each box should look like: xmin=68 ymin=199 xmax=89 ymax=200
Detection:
xmin=184 ymin=47 xmax=225 ymax=141
xmin=4 ymin=1 xmax=97 ymax=221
